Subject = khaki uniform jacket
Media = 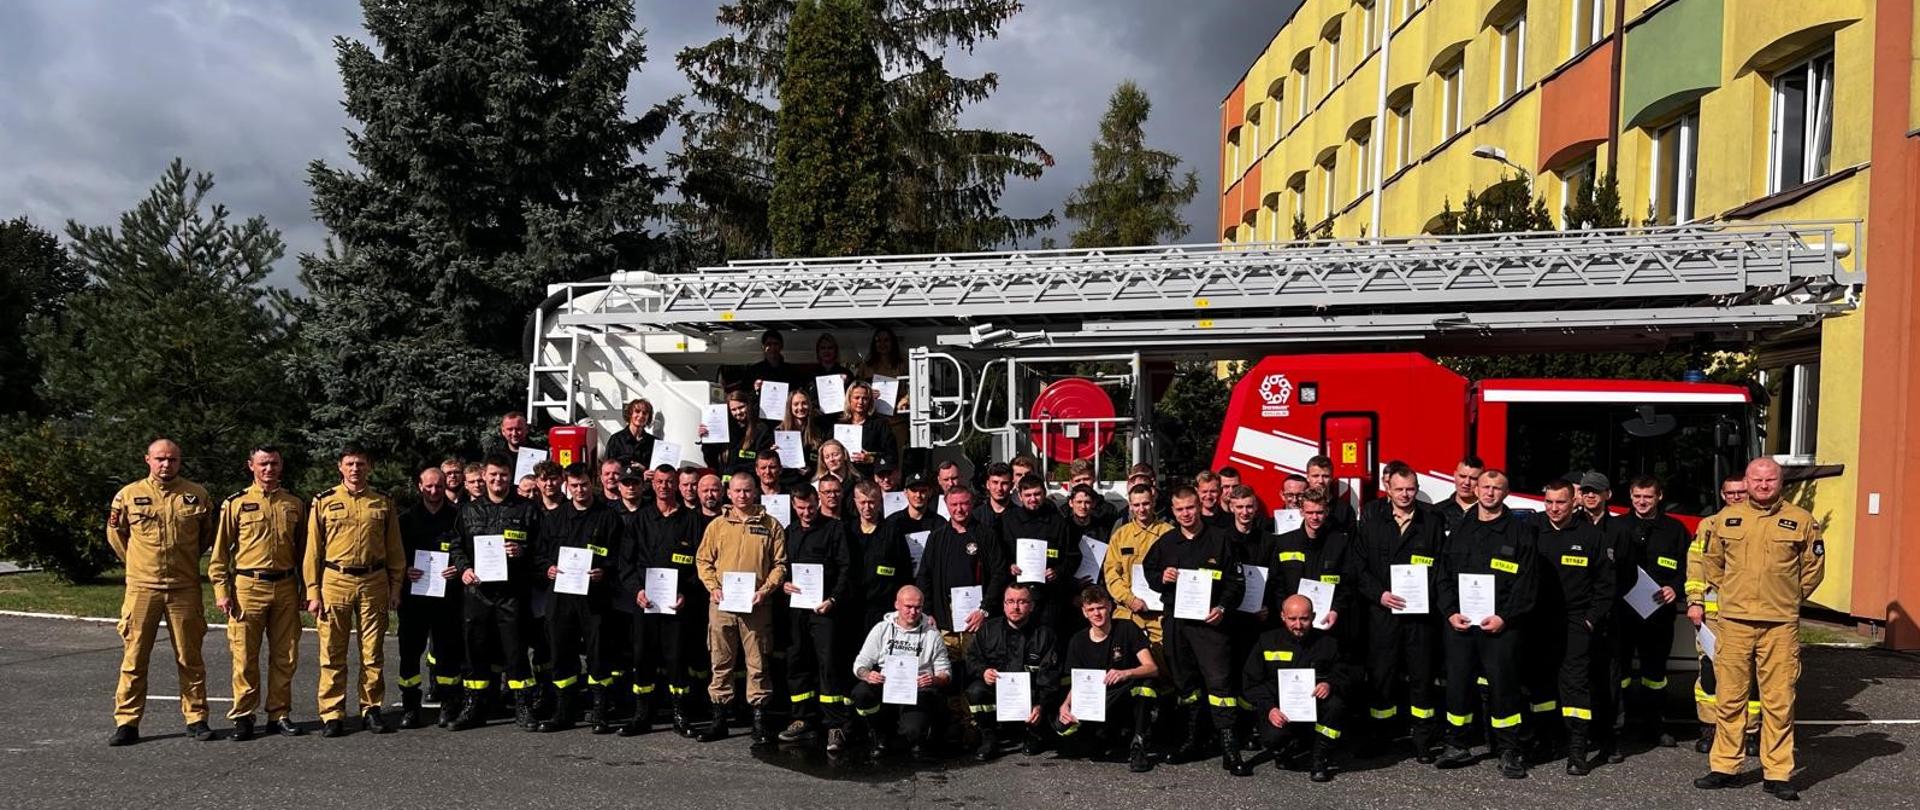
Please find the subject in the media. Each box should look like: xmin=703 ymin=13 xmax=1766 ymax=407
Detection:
xmin=1103 ymin=519 xmax=1172 ymax=626
xmin=695 ymin=505 xmax=789 ymax=600
xmin=107 ymin=476 xmax=214 ymax=590
xmin=303 ymin=486 xmax=405 ymax=599
xmin=1688 ymin=498 xmax=1824 ymax=623
xmin=208 ymin=484 xmax=306 ymax=595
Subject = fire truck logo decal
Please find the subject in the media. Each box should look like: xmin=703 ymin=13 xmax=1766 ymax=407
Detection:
xmin=1258 ymin=374 xmax=1293 ymax=417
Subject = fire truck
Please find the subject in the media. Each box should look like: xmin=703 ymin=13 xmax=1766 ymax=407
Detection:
xmin=525 ymin=221 xmax=1857 ymax=519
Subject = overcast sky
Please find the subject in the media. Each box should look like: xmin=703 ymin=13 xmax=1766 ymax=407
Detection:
xmin=0 ymin=0 xmax=1295 ymax=287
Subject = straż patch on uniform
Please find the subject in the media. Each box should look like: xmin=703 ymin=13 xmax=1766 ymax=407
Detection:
xmin=1724 ymin=517 xmax=1743 ymax=527
xmin=240 ymin=502 xmax=261 ymax=512
xmin=1778 ymin=518 xmax=1799 ymax=530
xmin=133 ymin=496 xmax=153 ymax=506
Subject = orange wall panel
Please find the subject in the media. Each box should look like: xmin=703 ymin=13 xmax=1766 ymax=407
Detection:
xmin=1536 ymin=41 xmax=1616 ymax=171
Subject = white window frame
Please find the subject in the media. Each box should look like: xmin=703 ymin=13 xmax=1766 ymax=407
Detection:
xmin=1569 ymin=0 xmax=1604 ymax=57
xmin=1296 ymin=65 xmax=1312 ymax=122
xmin=1558 ymin=155 xmax=1595 ymax=229
xmin=1319 ymin=156 xmax=1339 ymax=218
xmin=1497 ymin=14 xmax=1527 ymax=102
xmin=1765 ymin=363 xmax=1821 ymax=463
xmin=1767 ymin=49 xmax=1835 ymax=193
xmin=1288 ymin=181 xmax=1306 ymax=230
xmin=1326 ymin=29 xmax=1342 ymax=93
xmin=1267 ymin=87 xmax=1285 ymax=146
xmin=1226 ymin=127 xmax=1240 ymax=180
xmin=1353 ymin=132 xmax=1373 ymax=198
xmin=1389 ymin=101 xmax=1412 ymax=172
xmin=1359 ymin=0 xmax=1378 ymax=53
xmin=1266 ymin=199 xmax=1283 ymax=242
xmin=1440 ymin=59 xmax=1464 ymax=138
xmin=1650 ymin=110 xmax=1699 ymax=225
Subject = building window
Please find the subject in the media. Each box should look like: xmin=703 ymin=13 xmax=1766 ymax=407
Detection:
xmin=1767 ymin=362 xmax=1821 ymax=462
xmin=1395 ymin=0 xmax=1414 ymax=26
xmin=1651 ymin=110 xmax=1699 ymax=225
xmin=1439 ymin=58 xmax=1465 ymax=138
xmin=1570 ymin=0 xmax=1603 ymax=56
xmin=1263 ymin=194 xmax=1283 ymax=242
xmin=1287 ymin=176 xmax=1307 ymax=230
xmin=1353 ymin=131 xmax=1373 ymax=198
xmin=1318 ymin=154 xmax=1339 ymax=218
xmin=1266 ymin=80 xmax=1285 ymax=145
xmin=1248 ymin=110 xmax=1262 ymax=160
xmin=1226 ymin=126 xmax=1241 ymax=180
xmin=1296 ymin=60 xmax=1313 ymax=122
xmin=1359 ymin=1 xmax=1379 ymax=53
xmin=1325 ymin=28 xmax=1342 ymax=93
xmin=1769 ymin=50 xmax=1834 ymax=194
xmin=1387 ymin=101 xmax=1412 ymax=173
xmin=1497 ymin=13 xmax=1526 ymax=102
xmin=1558 ymin=154 xmax=1596 ymax=228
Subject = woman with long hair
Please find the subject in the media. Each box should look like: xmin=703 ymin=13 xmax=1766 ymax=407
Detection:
xmin=778 ymin=387 xmax=831 ymax=481
xmin=834 ymin=380 xmax=899 ymax=480
xmin=858 ymin=327 xmax=906 ymax=379
xmin=700 ymin=387 xmax=773 ymax=476
xmin=813 ymin=439 xmax=862 ymax=485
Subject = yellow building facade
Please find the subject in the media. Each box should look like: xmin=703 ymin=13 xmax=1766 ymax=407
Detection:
xmin=1220 ymin=0 xmax=1920 ymax=645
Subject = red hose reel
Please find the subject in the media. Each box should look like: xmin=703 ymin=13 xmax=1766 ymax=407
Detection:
xmin=1027 ymin=377 xmax=1118 ymax=463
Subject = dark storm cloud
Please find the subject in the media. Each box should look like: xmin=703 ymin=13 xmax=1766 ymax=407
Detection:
xmin=0 ymin=0 xmax=1293 ymax=287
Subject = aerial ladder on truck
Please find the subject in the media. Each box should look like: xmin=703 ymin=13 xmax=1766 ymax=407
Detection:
xmin=523 ymin=220 xmax=1860 ymax=494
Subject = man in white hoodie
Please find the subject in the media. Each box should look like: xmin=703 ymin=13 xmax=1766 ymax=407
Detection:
xmin=851 ymin=585 xmax=952 ymax=760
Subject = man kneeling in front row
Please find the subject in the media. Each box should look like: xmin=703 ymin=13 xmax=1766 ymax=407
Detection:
xmin=851 ymin=585 xmax=952 ymax=760
xmin=1053 ymin=585 xmax=1159 ymax=772
xmin=1240 ymin=594 xmax=1349 ymax=782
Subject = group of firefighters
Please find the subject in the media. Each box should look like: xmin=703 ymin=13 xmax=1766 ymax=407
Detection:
xmin=104 ymin=391 xmax=1823 ymax=800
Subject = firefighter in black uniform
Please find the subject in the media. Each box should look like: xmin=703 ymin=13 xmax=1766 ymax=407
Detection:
xmin=1434 ymin=469 xmax=1538 ymax=778
xmin=998 ymin=474 xmax=1081 ymax=634
xmin=1269 ymin=489 xmax=1357 ymax=651
xmin=534 ymin=465 xmax=623 ymax=732
xmin=1141 ymin=486 xmax=1248 ymax=773
xmin=1525 ymin=479 xmax=1615 ymax=775
xmin=619 ymin=467 xmax=711 ymax=737
xmin=1434 ymin=456 xmax=1486 ymax=533
xmin=1239 ymin=594 xmax=1351 ymax=782
xmin=397 ymin=466 xmax=464 ymax=729
xmin=1304 ymin=456 xmax=1357 ymax=537
xmin=775 ymin=484 xmax=856 ymax=751
xmin=1053 ymin=584 xmax=1159 ymax=771
xmin=1616 ymin=474 xmax=1689 ymax=747
xmin=449 ymin=454 xmax=544 ymax=730
xmin=1352 ymin=465 xmax=1446 ymax=761
xmin=915 ymin=488 xmax=1007 ymax=666
xmin=965 ymin=581 xmax=1062 ymax=760
xmin=862 ymin=478 xmax=929 ymax=629
xmin=1223 ymin=484 xmax=1279 ymax=739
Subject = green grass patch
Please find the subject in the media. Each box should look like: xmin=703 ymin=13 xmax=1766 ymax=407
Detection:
xmin=0 ymin=568 xmax=327 ymax=627
xmin=1799 ymin=622 xmax=1875 ymax=646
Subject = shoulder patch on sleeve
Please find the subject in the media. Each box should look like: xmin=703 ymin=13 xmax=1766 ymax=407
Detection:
xmin=1813 ymin=540 xmax=1825 ymax=557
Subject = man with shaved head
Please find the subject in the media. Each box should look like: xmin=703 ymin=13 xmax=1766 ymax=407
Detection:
xmin=105 ymin=438 xmax=217 ymax=746
xmin=1690 ymin=458 xmax=1823 ymax=801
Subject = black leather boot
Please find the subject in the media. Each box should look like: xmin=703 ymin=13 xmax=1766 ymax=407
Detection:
xmin=1566 ymin=725 xmax=1592 ymax=776
xmin=1223 ymin=729 xmax=1252 ymax=776
xmin=1173 ymin=707 xmax=1210 ymax=763
xmin=399 ymin=687 xmax=424 ymax=729
xmin=590 ymin=688 xmax=616 ymax=734
xmin=450 ymin=690 xmax=485 ymax=731
xmin=435 ymin=685 xmax=462 ymax=728
xmin=697 ymin=712 xmax=729 ymax=742
xmin=514 ymin=689 xmax=538 ymax=731
xmin=620 ymin=691 xmax=653 ymax=737
xmin=537 ymin=689 xmax=576 ymax=732
xmin=671 ymin=695 xmax=693 ymax=737
xmin=750 ymin=705 xmax=772 ymax=744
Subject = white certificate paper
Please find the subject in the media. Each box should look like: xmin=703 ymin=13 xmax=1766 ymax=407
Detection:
xmin=474 ymin=534 xmax=510 ymax=582
xmin=513 ymin=447 xmax=547 ymax=482
xmin=1623 ymin=566 xmax=1663 ymax=619
xmin=905 ymin=531 xmax=930 ymax=572
xmin=883 ymin=491 xmax=908 ymax=517
xmin=721 ymin=571 xmax=757 ymax=614
xmin=882 ymin=655 xmax=919 ymax=705
xmin=644 ymin=567 xmax=678 ymax=615
xmin=1015 ymin=537 xmax=1048 ymax=584
xmin=949 ymin=585 xmax=983 ymax=628
xmin=871 ymin=375 xmax=899 ymax=416
xmin=1390 ymin=564 xmax=1430 ymax=614
xmin=648 ymin=440 xmax=682 ymax=471
xmin=1076 ymin=536 xmax=1107 ymax=583
xmin=554 ymin=546 xmax=593 ymax=596
xmin=761 ymin=493 xmax=792 ymax=528
xmin=759 ymin=380 xmax=789 ymax=420
xmin=1697 ymin=621 xmax=1718 ymax=660
xmin=1296 ymin=577 xmax=1336 ymax=629
xmin=1070 ymin=668 xmax=1107 ymax=722
xmin=1458 ymin=573 xmax=1496 ymax=624
xmin=701 ymin=404 xmax=730 ymax=444
xmin=1173 ymin=569 xmax=1214 ymax=621
xmin=1277 ymin=668 xmax=1317 ymax=722
xmin=1130 ymin=564 xmax=1164 ymax=612
xmin=772 ymin=430 xmax=805 ymax=469
xmin=814 ymin=374 xmax=847 ymax=414
xmin=1237 ymin=565 xmax=1269 ymax=613
xmin=1272 ymin=508 xmax=1304 ymax=534
xmin=995 ymin=671 xmax=1032 ymax=722
xmin=411 ymin=550 xmax=448 ymax=597
xmin=789 ymin=562 xmax=825 ymax=610
xmin=833 ymin=423 xmax=864 ymax=455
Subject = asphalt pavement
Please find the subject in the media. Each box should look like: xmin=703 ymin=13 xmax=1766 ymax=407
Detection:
xmin=1 ymin=612 xmax=1914 ymax=809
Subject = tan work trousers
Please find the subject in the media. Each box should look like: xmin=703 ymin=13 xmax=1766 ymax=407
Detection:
xmin=316 ymin=574 xmax=390 ymax=721
xmin=226 ymin=576 xmax=302 ymax=720
xmin=1709 ymin=617 xmax=1799 ymax=780
xmin=113 ymin=585 xmax=209 ymax=727
xmin=707 ymin=605 xmax=772 ymax=706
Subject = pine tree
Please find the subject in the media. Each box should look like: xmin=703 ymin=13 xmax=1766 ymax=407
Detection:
xmin=294 ymin=0 xmax=672 ymax=470
xmin=673 ymin=0 xmax=1053 ymax=261
xmin=38 ymin=159 xmax=290 ymax=485
xmin=1562 ymin=171 xmax=1629 ymax=230
xmin=1063 ymin=81 xmax=1199 ymax=248
xmin=770 ymin=0 xmax=892 ymax=257
xmin=0 ymin=216 xmax=84 ymax=417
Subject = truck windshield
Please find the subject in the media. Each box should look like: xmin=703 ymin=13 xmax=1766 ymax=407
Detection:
xmin=1503 ymin=401 xmax=1746 ymax=516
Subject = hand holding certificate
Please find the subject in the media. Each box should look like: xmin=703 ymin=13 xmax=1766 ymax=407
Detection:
xmin=643 ymin=567 xmax=678 ymax=615
xmin=759 ymin=380 xmax=789 ymax=420
xmin=814 ymin=374 xmax=847 ymax=414
xmin=833 ymin=423 xmax=865 ymax=456
xmin=761 ymin=493 xmax=792 ymax=528
xmin=1069 ymin=668 xmax=1107 ymax=722
xmin=648 ymin=440 xmax=682 ymax=471
xmin=1623 ymin=567 xmax=1663 ymax=619
xmin=905 ymin=531 xmax=930 ymax=572
xmin=1173 ymin=569 xmax=1214 ymax=621
xmin=882 ymin=491 xmax=908 ymax=517
xmin=701 ymin=404 xmax=730 ymax=444
xmin=1389 ymin=563 xmax=1429 ymax=614
xmin=1130 ymin=565 xmax=1164 ymax=612
xmin=1272 ymin=508 xmax=1304 ymax=534
xmin=995 ymin=671 xmax=1032 ymax=723
xmin=881 ymin=655 xmax=919 ymax=705
xmin=1237 ymin=565 xmax=1269 ymax=613
xmin=474 ymin=534 xmax=510 ymax=582
xmin=1296 ymin=578 xmax=1336 ymax=629
xmin=554 ymin=546 xmax=593 ymax=596
xmin=949 ymin=585 xmax=983 ymax=629
xmin=720 ymin=571 xmax=757 ymax=614
xmin=513 ymin=447 xmax=547 ymax=483
xmin=1458 ymin=573 xmax=1496 ymax=625
xmin=410 ymin=550 xmax=448 ymax=597
xmin=789 ymin=562 xmax=825 ymax=610
xmin=1075 ymin=537 xmax=1107 ymax=583
xmin=870 ymin=375 xmax=899 ymax=416
xmin=1014 ymin=538 xmax=1048 ymax=584
xmin=1277 ymin=669 xmax=1317 ymax=723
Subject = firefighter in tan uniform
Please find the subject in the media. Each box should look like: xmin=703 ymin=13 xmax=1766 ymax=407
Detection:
xmin=208 ymin=447 xmax=307 ymax=741
xmin=1690 ymin=458 xmax=1823 ymax=802
xmin=105 ymin=438 xmax=216 ymax=747
xmin=1686 ymin=473 xmax=1759 ymax=756
xmin=1104 ymin=483 xmax=1170 ymax=649
xmin=693 ymin=474 xmax=789 ymax=744
xmin=304 ymin=448 xmax=406 ymax=737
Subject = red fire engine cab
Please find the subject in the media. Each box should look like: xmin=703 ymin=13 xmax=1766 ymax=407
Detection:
xmin=1211 ymin=353 xmax=1751 ymax=524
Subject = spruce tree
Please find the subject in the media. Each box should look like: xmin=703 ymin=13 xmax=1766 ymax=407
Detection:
xmin=1063 ymin=81 xmax=1199 ymax=248
xmin=0 ymin=217 xmax=84 ymax=417
xmin=770 ymin=0 xmax=892 ymax=257
xmin=295 ymin=0 xmax=672 ymax=468
xmin=674 ymin=0 xmax=1052 ymax=261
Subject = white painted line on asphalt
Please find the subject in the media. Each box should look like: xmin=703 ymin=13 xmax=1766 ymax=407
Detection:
xmin=1797 ymin=719 xmax=1920 ymax=726
xmin=146 ymin=695 xmax=234 ymax=703
xmin=0 ymin=609 xmax=319 ymax=633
